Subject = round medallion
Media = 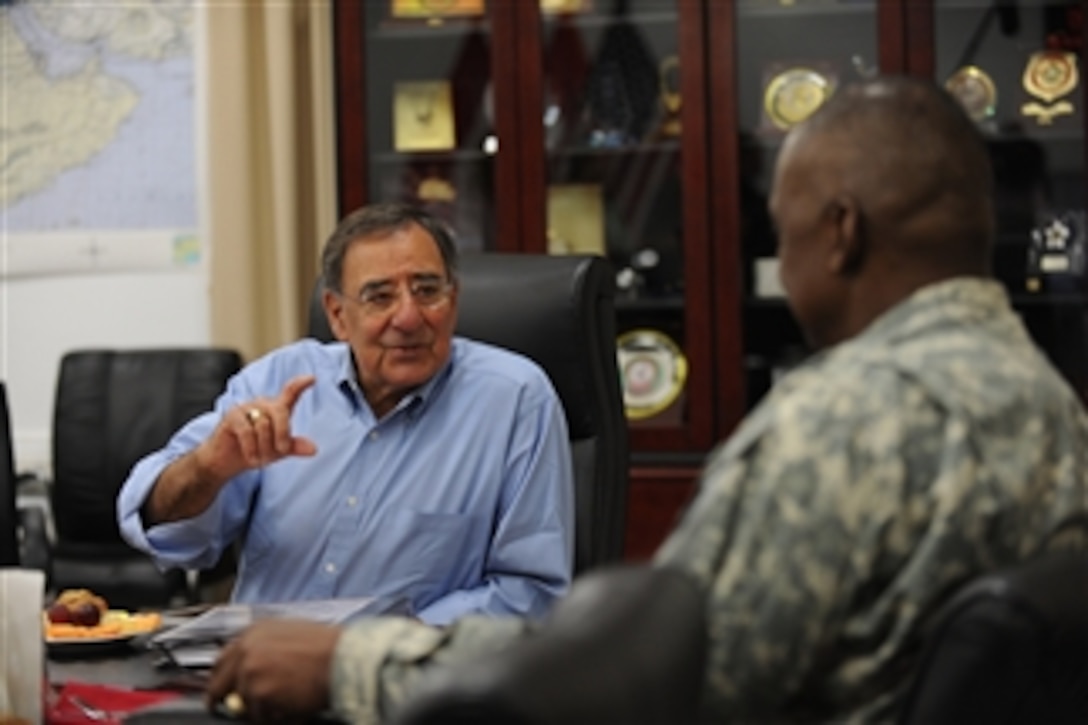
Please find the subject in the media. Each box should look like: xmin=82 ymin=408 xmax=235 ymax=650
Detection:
xmin=945 ymin=65 xmax=997 ymax=121
xmin=1023 ymin=51 xmax=1079 ymax=104
xmin=617 ymin=329 xmax=688 ymax=420
xmin=764 ymin=68 xmax=833 ymax=131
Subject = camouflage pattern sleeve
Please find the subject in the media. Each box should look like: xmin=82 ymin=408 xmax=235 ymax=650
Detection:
xmin=329 ymin=615 xmax=532 ymax=724
xmin=654 ymin=359 xmax=946 ymax=721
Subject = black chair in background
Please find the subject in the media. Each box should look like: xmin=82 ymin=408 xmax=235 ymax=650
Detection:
xmin=310 ymin=253 xmax=630 ymax=573
xmin=899 ymin=550 xmax=1088 ymax=724
xmin=1 ymin=381 xmax=50 ymax=572
xmin=1 ymin=381 xmax=20 ymax=567
xmin=43 ymin=349 xmax=242 ymax=609
xmin=390 ymin=565 xmax=708 ymax=725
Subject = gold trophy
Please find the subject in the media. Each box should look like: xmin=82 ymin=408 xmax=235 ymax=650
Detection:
xmin=1021 ymin=50 xmax=1079 ymax=125
xmin=945 ymin=65 xmax=997 ymax=122
xmin=656 ymin=55 xmax=682 ymax=138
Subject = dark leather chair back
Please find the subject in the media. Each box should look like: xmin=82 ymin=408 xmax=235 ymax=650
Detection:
xmin=309 ymin=254 xmax=629 ymax=572
xmin=390 ymin=565 xmax=708 ymax=725
xmin=0 ymin=382 xmax=18 ymax=567
xmin=899 ymin=551 xmax=1088 ymax=724
xmin=49 ymin=348 xmax=242 ymax=607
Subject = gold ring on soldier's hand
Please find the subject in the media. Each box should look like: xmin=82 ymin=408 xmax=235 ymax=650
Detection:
xmin=246 ymin=408 xmax=264 ymax=425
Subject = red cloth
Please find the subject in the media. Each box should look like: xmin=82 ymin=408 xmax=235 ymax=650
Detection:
xmin=46 ymin=682 xmax=181 ymax=725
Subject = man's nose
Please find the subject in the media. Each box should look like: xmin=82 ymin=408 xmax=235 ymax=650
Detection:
xmin=389 ymin=290 xmax=425 ymax=328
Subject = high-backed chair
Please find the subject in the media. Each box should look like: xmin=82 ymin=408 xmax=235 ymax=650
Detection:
xmin=1 ymin=382 xmax=51 ymax=573
xmin=309 ymin=253 xmax=629 ymax=572
xmin=1 ymin=382 xmax=19 ymax=567
xmin=46 ymin=349 xmax=243 ymax=609
xmin=898 ymin=550 xmax=1088 ymax=724
xmin=390 ymin=564 xmax=708 ymax=725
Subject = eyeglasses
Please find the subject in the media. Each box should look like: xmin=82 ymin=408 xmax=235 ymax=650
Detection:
xmin=343 ymin=277 xmax=453 ymax=316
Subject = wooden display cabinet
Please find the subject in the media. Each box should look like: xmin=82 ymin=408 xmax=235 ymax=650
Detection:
xmin=333 ymin=0 xmax=1087 ymax=562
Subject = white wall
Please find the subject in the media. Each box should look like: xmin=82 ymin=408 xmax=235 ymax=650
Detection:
xmin=0 ymin=267 xmax=209 ymax=476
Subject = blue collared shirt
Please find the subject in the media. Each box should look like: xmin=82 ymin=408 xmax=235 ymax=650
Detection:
xmin=117 ymin=338 xmax=575 ymax=624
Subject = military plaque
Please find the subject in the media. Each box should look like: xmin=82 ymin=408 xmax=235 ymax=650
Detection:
xmin=945 ymin=65 xmax=997 ymax=122
xmin=1021 ymin=51 xmax=1079 ymax=125
xmin=617 ymin=329 xmax=688 ymax=420
xmin=547 ymin=184 xmax=605 ymax=255
xmin=391 ymin=0 xmax=484 ymax=19
xmin=393 ymin=81 xmax=456 ymax=152
xmin=763 ymin=67 xmax=834 ymax=131
xmin=1026 ymin=211 xmax=1086 ymax=293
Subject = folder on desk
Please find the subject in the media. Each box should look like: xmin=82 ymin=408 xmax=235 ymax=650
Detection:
xmin=150 ymin=596 xmax=412 ymax=668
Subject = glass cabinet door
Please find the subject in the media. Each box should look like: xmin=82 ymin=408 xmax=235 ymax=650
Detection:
xmin=729 ymin=0 xmax=882 ymax=409
xmin=334 ymin=1 xmax=519 ymax=253
xmin=933 ymin=0 xmax=1087 ymax=401
xmin=529 ymin=0 xmax=715 ymax=451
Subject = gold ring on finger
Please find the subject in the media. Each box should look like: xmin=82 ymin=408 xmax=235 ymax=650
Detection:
xmin=246 ymin=407 xmax=264 ymax=425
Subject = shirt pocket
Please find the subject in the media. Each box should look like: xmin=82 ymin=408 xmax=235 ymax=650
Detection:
xmin=370 ymin=510 xmax=481 ymax=592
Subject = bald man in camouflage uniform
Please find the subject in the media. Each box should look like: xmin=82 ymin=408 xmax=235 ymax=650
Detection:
xmin=207 ymin=76 xmax=1088 ymax=724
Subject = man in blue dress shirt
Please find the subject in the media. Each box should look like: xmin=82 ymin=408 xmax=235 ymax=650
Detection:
xmin=117 ymin=203 xmax=575 ymax=624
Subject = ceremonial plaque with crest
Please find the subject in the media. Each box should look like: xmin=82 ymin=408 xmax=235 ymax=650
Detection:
xmin=390 ymin=0 xmax=484 ymax=19
xmin=617 ymin=329 xmax=688 ymax=420
xmin=761 ymin=65 xmax=835 ymax=132
xmin=393 ymin=81 xmax=457 ymax=152
xmin=945 ymin=65 xmax=997 ymax=122
xmin=1026 ymin=211 xmax=1086 ymax=293
xmin=1021 ymin=51 xmax=1079 ymax=126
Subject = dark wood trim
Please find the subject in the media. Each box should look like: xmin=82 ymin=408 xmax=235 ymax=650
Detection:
xmin=624 ymin=465 xmax=700 ymax=560
xmin=902 ymin=0 xmax=934 ymax=77
xmin=878 ymin=0 xmax=907 ymax=73
xmin=705 ymin=0 xmax=747 ymax=439
xmin=491 ymin=1 xmax=532 ymax=253
xmin=505 ymin=3 xmax=546 ymax=253
xmin=332 ymin=0 xmax=369 ymax=215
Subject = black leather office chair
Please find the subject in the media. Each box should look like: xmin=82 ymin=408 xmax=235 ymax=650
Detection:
xmin=45 ymin=349 xmax=242 ymax=609
xmin=899 ymin=550 xmax=1088 ymax=724
xmin=390 ymin=564 xmax=707 ymax=725
xmin=309 ymin=253 xmax=629 ymax=572
xmin=1 ymin=381 xmax=19 ymax=567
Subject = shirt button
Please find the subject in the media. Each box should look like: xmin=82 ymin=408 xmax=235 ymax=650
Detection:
xmin=325 ymin=563 xmax=336 ymax=574
xmin=347 ymin=496 xmax=357 ymax=507
xmin=369 ymin=430 xmax=379 ymax=440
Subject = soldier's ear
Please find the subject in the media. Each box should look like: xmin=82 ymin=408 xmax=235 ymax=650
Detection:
xmin=826 ymin=195 xmax=865 ymax=276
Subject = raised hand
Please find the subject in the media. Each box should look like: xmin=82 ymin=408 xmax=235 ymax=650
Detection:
xmin=194 ymin=375 xmax=319 ymax=485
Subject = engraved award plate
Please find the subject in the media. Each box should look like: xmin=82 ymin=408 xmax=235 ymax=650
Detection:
xmin=393 ymin=80 xmax=457 ymax=152
xmin=763 ymin=67 xmax=833 ymax=131
xmin=617 ymin=329 xmax=688 ymax=420
xmin=391 ymin=0 xmax=484 ymax=19
xmin=547 ymin=184 xmax=605 ymax=255
xmin=945 ymin=65 xmax=997 ymax=122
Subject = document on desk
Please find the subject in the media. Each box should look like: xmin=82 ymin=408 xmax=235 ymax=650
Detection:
xmin=151 ymin=596 xmax=412 ymax=668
